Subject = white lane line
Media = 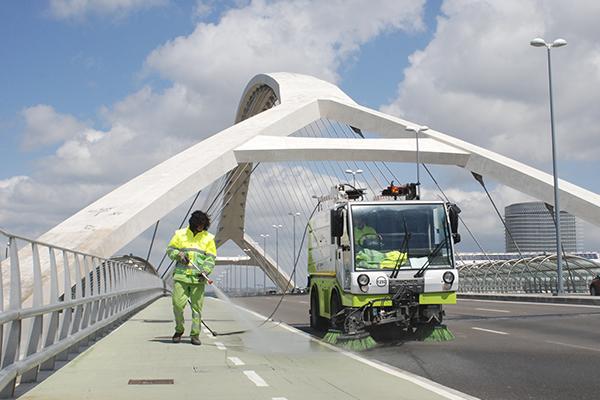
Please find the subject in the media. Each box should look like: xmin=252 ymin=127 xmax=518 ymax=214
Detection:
xmin=243 ymin=370 xmax=269 ymax=387
xmin=298 ymin=301 xmax=309 ymax=304
xmin=460 ymin=298 xmax=600 ymax=309
xmin=228 ymin=356 xmax=245 ymax=366
xmin=214 ymin=341 xmax=226 ymax=350
xmin=471 ymin=327 xmax=509 ymax=335
xmin=545 ymin=340 xmax=600 ymax=353
xmin=226 ymin=300 xmax=477 ymax=400
xmin=272 ymin=397 xmax=289 ymax=400
xmin=475 ymin=308 xmax=510 ymax=313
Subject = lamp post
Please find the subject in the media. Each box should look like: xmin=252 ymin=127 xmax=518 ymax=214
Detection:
xmin=344 ymin=169 xmax=363 ymax=188
xmin=405 ymin=125 xmax=428 ymax=199
xmin=530 ymin=37 xmax=567 ymax=294
xmin=243 ymin=248 xmax=256 ymax=293
xmin=260 ymin=233 xmax=269 ymax=293
xmin=272 ymin=225 xmax=283 ymax=275
xmin=243 ymin=248 xmax=251 ymax=295
xmin=288 ymin=212 xmax=301 ymax=290
xmin=227 ymin=266 xmax=231 ymax=292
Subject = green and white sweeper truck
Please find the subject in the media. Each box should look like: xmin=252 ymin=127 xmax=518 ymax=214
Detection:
xmin=308 ymin=183 xmax=461 ymax=340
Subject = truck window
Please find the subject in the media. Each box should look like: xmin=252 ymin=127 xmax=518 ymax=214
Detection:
xmin=351 ymin=204 xmax=452 ymax=270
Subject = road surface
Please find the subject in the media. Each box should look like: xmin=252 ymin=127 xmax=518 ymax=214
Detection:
xmin=234 ymin=294 xmax=600 ymax=400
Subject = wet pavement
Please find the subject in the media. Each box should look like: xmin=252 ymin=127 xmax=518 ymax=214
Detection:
xmin=17 ymin=295 xmax=475 ymax=400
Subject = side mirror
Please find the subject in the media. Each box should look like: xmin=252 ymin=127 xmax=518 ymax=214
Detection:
xmin=447 ymin=203 xmax=461 ymax=244
xmin=330 ymin=208 xmax=344 ymax=242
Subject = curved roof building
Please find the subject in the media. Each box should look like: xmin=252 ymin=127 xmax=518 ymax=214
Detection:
xmin=505 ymin=202 xmax=582 ymax=253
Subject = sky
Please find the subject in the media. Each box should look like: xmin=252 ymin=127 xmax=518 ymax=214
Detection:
xmin=1 ymin=0 xmax=600 ymax=275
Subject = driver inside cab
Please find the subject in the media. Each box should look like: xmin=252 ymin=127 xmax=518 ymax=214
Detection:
xmin=354 ymin=217 xmax=406 ymax=269
xmin=354 ymin=218 xmax=379 ymax=247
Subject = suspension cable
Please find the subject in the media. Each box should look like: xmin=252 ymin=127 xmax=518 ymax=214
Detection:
xmin=421 ymin=164 xmax=491 ymax=262
xmin=145 ymin=220 xmax=160 ymax=262
xmin=471 ymin=172 xmax=524 ymax=258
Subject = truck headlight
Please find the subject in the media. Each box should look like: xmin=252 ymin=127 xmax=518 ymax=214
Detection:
xmin=443 ymin=271 xmax=455 ymax=284
xmin=357 ymin=274 xmax=370 ymax=287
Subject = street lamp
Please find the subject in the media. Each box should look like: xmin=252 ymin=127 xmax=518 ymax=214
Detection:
xmin=405 ymin=125 xmax=428 ymax=199
xmin=243 ymin=248 xmax=251 ymax=295
xmin=344 ymin=169 xmax=363 ymax=188
xmin=530 ymin=37 xmax=567 ymax=294
xmin=288 ymin=212 xmax=301 ymax=289
xmin=260 ymin=233 xmax=269 ymax=293
xmin=272 ymin=225 xmax=283 ymax=275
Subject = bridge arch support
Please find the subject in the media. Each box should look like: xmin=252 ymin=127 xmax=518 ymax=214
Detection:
xmin=10 ymin=72 xmax=600 ymax=299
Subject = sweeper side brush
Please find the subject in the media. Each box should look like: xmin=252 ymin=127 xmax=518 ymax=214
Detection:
xmin=417 ymin=324 xmax=455 ymax=342
xmin=336 ymin=331 xmax=377 ymax=351
xmin=323 ymin=329 xmax=343 ymax=345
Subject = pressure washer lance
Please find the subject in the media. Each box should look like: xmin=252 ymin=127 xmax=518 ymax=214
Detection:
xmin=189 ymin=260 xmax=213 ymax=284
xmin=189 ymin=260 xmax=251 ymax=337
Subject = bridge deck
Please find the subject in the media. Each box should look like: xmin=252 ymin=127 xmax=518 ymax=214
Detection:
xmin=18 ymin=296 xmax=469 ymax=400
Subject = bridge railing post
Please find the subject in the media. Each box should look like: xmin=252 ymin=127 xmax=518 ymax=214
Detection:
xmin=0 ymin=228 xmax=164 ymax=397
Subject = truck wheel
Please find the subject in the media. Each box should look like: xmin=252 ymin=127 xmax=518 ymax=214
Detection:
xmin=330 ymin=291 xmax=343 ymax=329
xmin=310 ymin=288 xmax=326 ymax=330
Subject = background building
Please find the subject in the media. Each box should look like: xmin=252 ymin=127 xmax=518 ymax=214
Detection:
xmin=504 ymin=202 xmax=583 ymax=253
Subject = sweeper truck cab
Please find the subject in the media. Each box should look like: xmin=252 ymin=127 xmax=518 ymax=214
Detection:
xmin=308 ymin=183 xmax=461 ymax=337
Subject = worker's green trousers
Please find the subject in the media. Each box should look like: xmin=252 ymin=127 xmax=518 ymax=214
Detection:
xmin=172 ymin=280 xmax=206 ymax=337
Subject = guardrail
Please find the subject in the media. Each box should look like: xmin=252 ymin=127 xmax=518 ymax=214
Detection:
xmin=0 ymin=228 xmax=165 ymax=397
xmin=458 ymin=254 xmax=600 ymax=295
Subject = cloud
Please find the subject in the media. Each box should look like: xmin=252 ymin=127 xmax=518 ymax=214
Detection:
xmin=146 ymin=0 xmax=425 ymax=94
xmin=21 ymin=105 xmax=88 ymax=150
xmin=382 ymin=0 xmax=600 ymax=165
xmin=3 ymin=0 xmax=427 ymax=256
xmin=48 ymin=0 xmax=168 ymax=20
xmin=0 ymin=175 xmax=113 ymax=237
xmin=192 ymin=0 xmax=213 ymax=20
xmin=422 ymin=184 xmax=534 ymax=251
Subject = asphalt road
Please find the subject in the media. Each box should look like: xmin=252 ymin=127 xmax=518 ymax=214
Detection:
xmin=234 ymin=294 xmax=600 ymax=400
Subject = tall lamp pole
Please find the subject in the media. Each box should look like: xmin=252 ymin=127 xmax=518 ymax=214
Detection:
xmin=530 ymin=37 xmax=567 ymax=294
xmin=272 ymin=225 xmax=283 ymax=274
xmin=288 ymin=212 xmax=301 ymax=290
xmin=260 ymin=233 xmax=269 ymax=293
xmin=405 ymin=125 xmax=428 ymax=199
xmin=243 ymin=248 xmax=251 ymax=295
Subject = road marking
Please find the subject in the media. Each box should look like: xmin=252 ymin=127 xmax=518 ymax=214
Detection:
xmin=214 ymin=341 xmax=226 ymax=350
xmin=228 ymin=356 xmax=245 ymax=366
xmin=475 ymin=308 xmax=509 ymax=313
xmin=243 ymin=370 xmax=269 ymax=387
xmin=224 ymin=299 xmax=478 ymax=400
xmin=545 ymin=340 xmax=600 ymax=353
xmin=272 ymin=398 xmax=289 ymax=400
xmin=471 ymin=327 xmax=509 ymax=335
xmin=298 ymin=301 xmax=309 ymax=304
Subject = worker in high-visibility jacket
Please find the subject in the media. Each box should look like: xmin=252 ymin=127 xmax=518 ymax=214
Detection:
xmin=166 ymin=210 xmax=216 ymax=345
xmin=354 ymin=218 xmax=379 ymax=247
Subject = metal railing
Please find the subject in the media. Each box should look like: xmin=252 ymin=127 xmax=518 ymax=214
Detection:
xmin=0 ymin=228 xmax=165 ymax=397
xmin=458 ymin=254 xmax=600 ymax=294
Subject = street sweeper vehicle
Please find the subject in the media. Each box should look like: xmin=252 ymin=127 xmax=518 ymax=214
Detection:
xmin=308 ymin=183 xmax=461 ymax=349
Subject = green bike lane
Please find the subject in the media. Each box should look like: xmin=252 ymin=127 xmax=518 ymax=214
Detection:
xmin=18 ymin=296 xmax=476 ymax=400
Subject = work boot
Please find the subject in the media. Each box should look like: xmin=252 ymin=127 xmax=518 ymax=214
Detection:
xmin=172 ymin=332 xmax=183 ymax=343
xmin=190 ymin=335 xmax=201 ymax=346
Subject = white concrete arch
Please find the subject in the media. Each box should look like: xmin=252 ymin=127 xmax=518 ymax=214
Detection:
xmin=11 ymin=72 xmax=600 ymax=301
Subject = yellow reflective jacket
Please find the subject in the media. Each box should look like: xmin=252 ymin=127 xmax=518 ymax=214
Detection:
xmin=354 ymin=225 xmax=377 ymax=246
xmin=166 ymin=227 xmax=216 ymax=284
